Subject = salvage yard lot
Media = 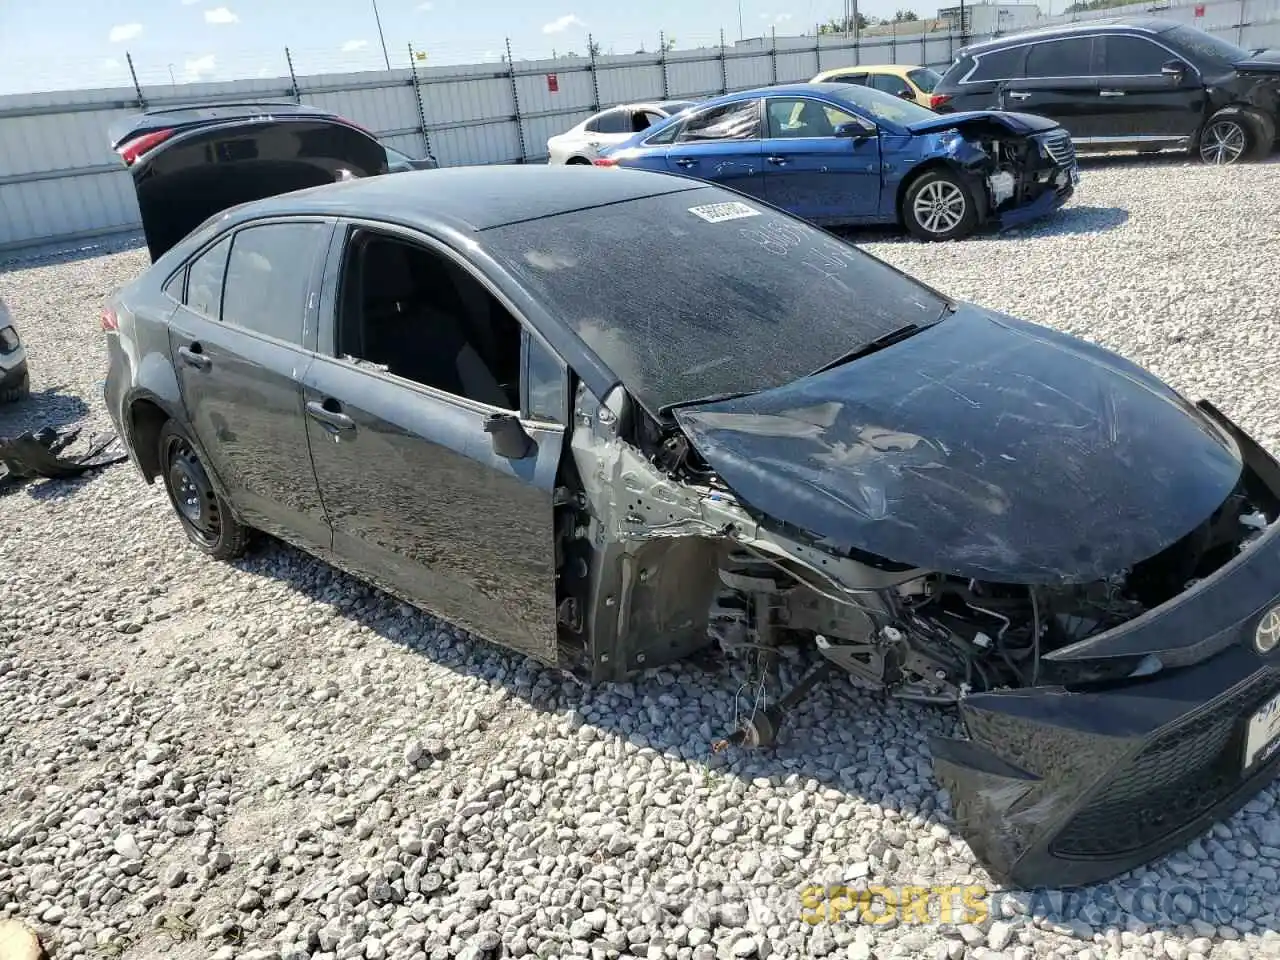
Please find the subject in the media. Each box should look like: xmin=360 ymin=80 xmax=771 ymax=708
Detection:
xmin=3 ymin=157 xmax=1280 ymax=960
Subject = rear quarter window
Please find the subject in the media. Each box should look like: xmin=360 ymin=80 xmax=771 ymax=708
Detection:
xmin=183 ymin=236 xmax=232 ymax=318
xmin=967 ymin=45 xmax=1029 ymax=82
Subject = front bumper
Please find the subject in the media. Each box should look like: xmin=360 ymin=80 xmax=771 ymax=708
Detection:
xmin=932 ymin=407 xmax=1280 ymax=888
xmin=994 ymin=172 xmax=1074 ymax=230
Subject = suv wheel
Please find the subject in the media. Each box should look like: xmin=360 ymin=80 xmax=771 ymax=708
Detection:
xmin=1198 ymin=107 xmax=1274 ymax=165
xmin=158 ymin=420 xmax=248 ymax=561
xmin=902 ymin=170 xmax=980 ymax=241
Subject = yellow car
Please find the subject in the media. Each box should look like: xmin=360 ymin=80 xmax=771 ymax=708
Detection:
xmin=810 ymin=64 xmax=945 ymax=110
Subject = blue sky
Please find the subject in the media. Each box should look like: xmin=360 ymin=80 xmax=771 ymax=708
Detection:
xmin=0 ymin=0 xmax=920 ymax=95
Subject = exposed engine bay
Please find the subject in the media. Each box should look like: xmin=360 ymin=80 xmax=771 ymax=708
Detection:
xmin=962 ymin=128 xmax=1076 ymax=215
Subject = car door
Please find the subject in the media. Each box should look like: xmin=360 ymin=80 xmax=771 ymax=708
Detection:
xmin=760 ymin=96 xmax=881 ymax=221
xmin=299 ymin=222 xmax=565 ymax=661
xmin=1093 ymin=34 xmax=1205 ymax=141
xmin=665 ymin=99 xmax=766 ymax=197
xmin=998 ymin=36 xmax=1102 ymax=138
xmin=167 ymin=218 xmax=335 ymax=551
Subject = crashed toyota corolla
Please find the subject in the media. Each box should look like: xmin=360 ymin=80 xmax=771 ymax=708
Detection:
xmin=102 ymin=165 xmax=1280 ymax=890
xmin=594 ymin=82 xmax=1078 ymax=241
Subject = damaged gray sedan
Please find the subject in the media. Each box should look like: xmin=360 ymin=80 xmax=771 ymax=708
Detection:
xmin=103 ymin=165 xmax=1280 ymax=889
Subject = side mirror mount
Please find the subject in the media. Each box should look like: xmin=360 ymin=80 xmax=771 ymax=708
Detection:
xmin=896 ymin=87 xmax=915 ymax=100
xmin=484 ymin=412 xmax=534 ymax=459
xmin=835 ymin=121 xmax=874 ymax=142
xmin=1161 ymin=59 xmax=1186 ymax=81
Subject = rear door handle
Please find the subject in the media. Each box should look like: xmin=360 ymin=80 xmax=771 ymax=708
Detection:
xmin=305 ymin=399 xmax=355 ymax=431
xmin=177 ymin=344 xmax=211 ymax=370
xmin=1007 ymin=91 xmax=1031 ymax=101
xmin=766 ymin=156 xmax=788 ymax=166
xmin=673 ymin=157 xmax=697 ymax=168
xmin=1099 ymin=90 xmax=1125 ymax=97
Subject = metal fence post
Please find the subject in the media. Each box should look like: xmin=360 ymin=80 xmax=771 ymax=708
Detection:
xmin=285 ymin=47 xmax=301 ymax=103
xmin=719 ymin=28 xmax=728 ymax=94
xmin=771 ymin=26 xmax=778 ymax=85
xmin=407 ymin=43 xmax=432 ymax=159
xmin=815 ymin=25 xmax=823 ymax=73
xmin=506 ymin=37 xmax=527 ymax=164
xmin=126 ymin=52 xmax=146 ymax=109
xmin=659 ymin=32 xmax=670 ymax=99
xmin=1238 ymin=0 xmax=1247 ymax=46
xmin=588 ymin=33 xmax=601 ymax=111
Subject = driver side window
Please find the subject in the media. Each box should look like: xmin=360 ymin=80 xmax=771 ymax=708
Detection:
xmin=765 ymin=98 xmax=863 ymax=139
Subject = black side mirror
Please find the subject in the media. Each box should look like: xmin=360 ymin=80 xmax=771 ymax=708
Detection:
xmin=835 ymin=121 xmax=873 ymax=141
xmin=484 ymin=412 xmax=534 ymax=459
xmin=896 ymin=88 xmax=915 ymax=100
xmin=1161 ymin=59 xmax=1186 ymax=81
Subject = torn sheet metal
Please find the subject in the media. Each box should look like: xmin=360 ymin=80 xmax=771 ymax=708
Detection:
xmin=0 ymin=426 xmax=127 ymax=494
xmin=674 ymin=305 xmax=1243 ymax=583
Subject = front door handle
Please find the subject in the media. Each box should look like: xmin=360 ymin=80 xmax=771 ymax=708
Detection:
xmin=177 ymin=344 xmax=211 ymax=370
xmin=1099 ymin=89 xmax=1126 ymax=97
xmin=766 ymin=156 xmax=788 ymax=165
xmin=306 ymin=399 xmax=355 ymax=431
xmin=1007 ymin=91 xmax=1031 ymax=101
xmin=673 ymin=157 xmax=697 ymax=168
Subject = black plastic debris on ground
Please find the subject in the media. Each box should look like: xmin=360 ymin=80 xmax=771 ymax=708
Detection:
xmin=0 ymin=426 xmax=127 ymax=495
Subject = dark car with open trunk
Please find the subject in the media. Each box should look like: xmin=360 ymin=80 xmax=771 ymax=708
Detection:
xmin=99 ymin=131 xmax=1280 ymax=888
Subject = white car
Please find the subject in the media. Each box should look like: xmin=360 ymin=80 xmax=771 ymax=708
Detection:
xmin=0 ymin=296 xmax=28 ymax=403
xmin=546 ymin=100 xmax=697 ymax=165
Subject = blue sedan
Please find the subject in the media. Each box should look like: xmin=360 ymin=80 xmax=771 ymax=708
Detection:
xmin=595 ymin=82 xmax=1079 ymax=241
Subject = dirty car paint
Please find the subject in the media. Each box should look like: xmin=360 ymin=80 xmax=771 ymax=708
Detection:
xmin=674 ymin=306 xmax=1242 ymax=583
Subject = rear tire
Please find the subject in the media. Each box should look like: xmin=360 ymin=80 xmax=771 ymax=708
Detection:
xmin=901 ymin=169 xmax=980 ymax=241
xmin=0 ymin=370 xmax=29 ymax=403
xmin=566 ymin=156 xmax=591 ymax=165
xmin=158 ymin=420 xmax=247 ymax=561
xmin=1197 ymin=107 xmax=1273 ymax=165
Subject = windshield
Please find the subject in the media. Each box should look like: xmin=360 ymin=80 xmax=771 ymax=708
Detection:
xmin=829 ymin=83 xmax=939 ymax=125
xmin=484 ymin=186 xmax=947 ymax=414
xmin=1165 ymin=24 xmax=1249 ymax=66
xmin=908 ymin=68 xmax=942 ymax=93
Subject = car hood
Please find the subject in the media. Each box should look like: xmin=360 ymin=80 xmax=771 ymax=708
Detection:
xmin=905 ymin=110 xmax=1061 ymax=136
xmin=673 ymin=306 xmax=1242 ymax=584
xmin=1235 ymin=48 xmax=1280 ymax=74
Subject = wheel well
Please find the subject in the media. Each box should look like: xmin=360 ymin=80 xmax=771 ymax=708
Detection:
xmin=566 ymin=156 xmax=591 ymax=165
xmin=128 ymin=399 xmax=169 ymax=483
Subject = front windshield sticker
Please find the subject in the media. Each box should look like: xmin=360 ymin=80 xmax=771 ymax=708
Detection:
xmin=688 ymin=201 xmax=761 ymax=223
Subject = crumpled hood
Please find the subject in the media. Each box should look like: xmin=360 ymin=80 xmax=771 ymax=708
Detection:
xmin=1235 ymin=48 xmax=1280 ymax=74
xmin=674 ymin=307 xmax=1242 ymax=583
xmin=905 ymin=110 xmax=1061 ymax=136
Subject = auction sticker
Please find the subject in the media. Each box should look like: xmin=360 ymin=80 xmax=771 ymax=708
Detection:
xmin=688 ymin=201 xmax=760 ymax=223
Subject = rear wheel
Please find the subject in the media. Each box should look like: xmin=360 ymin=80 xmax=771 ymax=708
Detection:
xmin=1197 ymin=107 xmax=1273 ymax=165
xmin=158 ymin=420 xmax=247 ymax=561
xmin=0 ymin=370 xmax=29 ymax=403
xmin=566 ymin=156 xmax=591 ymax=165
xmin=901 ymin=169 xmax=980 ymax=241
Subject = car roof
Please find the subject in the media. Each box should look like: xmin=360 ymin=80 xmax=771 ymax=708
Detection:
xmin=224 ymin=164 xmax=708 ymax=233
xmin=816 ymin=64 xmax=920 ymax=76
xmin=109 ymin=100 xmax=351 ymax=149
xmin=958 ymin=16 xmax=1177 ymax=56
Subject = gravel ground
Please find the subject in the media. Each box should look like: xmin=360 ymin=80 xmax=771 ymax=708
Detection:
xmin=3 ymin=157 xmax=1280 ymax=960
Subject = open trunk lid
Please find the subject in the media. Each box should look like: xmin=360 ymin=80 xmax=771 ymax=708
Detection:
xmin=673 ymin=306 xmax=1242 ymax=584
xmin=112 ymin=107 xmax=390 ymax=261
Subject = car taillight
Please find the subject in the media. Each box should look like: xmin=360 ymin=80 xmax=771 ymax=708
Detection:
xmin=117 ymin=128 xmax=175 ymax=166
xmin=100 ymin=307 xmax=119 ymax=332
xmin=929 ymin=94 xmax=953 ymax=111
xmin=592 ymin=157 xmax=619 ymax=167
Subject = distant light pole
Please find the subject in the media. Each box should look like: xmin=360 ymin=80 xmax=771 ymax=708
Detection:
xmin=738 ymin=1 xmax=744 ymax=40
xmin=371 ymin=0 xmax=392 ymax=70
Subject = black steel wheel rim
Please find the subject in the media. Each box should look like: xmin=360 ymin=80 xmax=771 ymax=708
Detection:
xmin=164 ymin=435 xmax=221 ymax=546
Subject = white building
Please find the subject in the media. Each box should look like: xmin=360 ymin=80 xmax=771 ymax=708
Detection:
xmin=936 ymin=1 xmax=1044 ymax=34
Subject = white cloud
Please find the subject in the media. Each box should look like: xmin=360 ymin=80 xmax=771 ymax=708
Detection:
xmin=204 ymin=6 xmax=239 ymax=24
xmin=759 ymin=12 xmax=793 ymax=22
xmin=417 ymin=1 xmax=433 ymax=9
xmin=341 ymin=39 xmax=369 ymax=52
xmin=103 ymin=58 xmax=122 ymax=70
xmin=108 ymin=23 xmax=143 ymax=43
xmin=183 ymin=53 xmax=216 ymax=80
xmin=542 ymin=14 xmax=584 ymax=34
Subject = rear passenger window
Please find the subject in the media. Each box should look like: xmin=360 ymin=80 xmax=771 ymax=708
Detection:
xmin=1025 ymin=37 xmax=1095 ymax=78
xmin=592 ymin=110 xmax=631 ymax=134
xmin=833 ymin=73 xmax=868 ymax=85
xmin=184 ymin=237 xmax=231 ymax=318
xmin=1102 ymin=36 xmax=1172 ymax=75
xmin=968 ymin=46 xmax=1029 ymax=82
xmin=678 ymin=100 xmax=761 ymax=142
xmin=220 ymin=222 xmax=327 ymax=345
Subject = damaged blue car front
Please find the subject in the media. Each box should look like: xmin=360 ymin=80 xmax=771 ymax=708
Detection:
xmin=597 ymin=82 xmax=1078 ymax=241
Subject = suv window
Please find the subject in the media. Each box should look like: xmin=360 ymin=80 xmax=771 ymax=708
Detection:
xmin=678 ymin=100 xmax=761 ymax=142
xmin=589 ymin=109 xmax=630 ymax=134
xmin=221 ymin=223 xmax=328 ymax=344
xmin=1025 ymin=37 xmax=1095 ymax=78
xmin=967 ymin=45 xmax=1029 ymax=82
xmin=1101 ymin=35 xmax=1173 ymax=75
xmin=766 ymin=98 xmax=860 ymax=138
xmin=183 ymin=237 xmax=231 ymax=318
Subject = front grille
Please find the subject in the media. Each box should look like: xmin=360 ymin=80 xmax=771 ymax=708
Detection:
xmin=1050 ymin=672 xmax=1280 ymax=860
xmin=1038 ymin=129 xmax=1075 ymax=166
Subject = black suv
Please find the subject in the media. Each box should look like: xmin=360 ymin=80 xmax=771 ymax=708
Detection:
xmin=931 ymin=17 xmax=1280 ymax=164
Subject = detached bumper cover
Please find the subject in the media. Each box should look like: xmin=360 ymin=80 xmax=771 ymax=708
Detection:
xmin=933 ymin=438 xmax=1280 ymax=887
xmin=995 ymin=178 xmax=1073 ymax=230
